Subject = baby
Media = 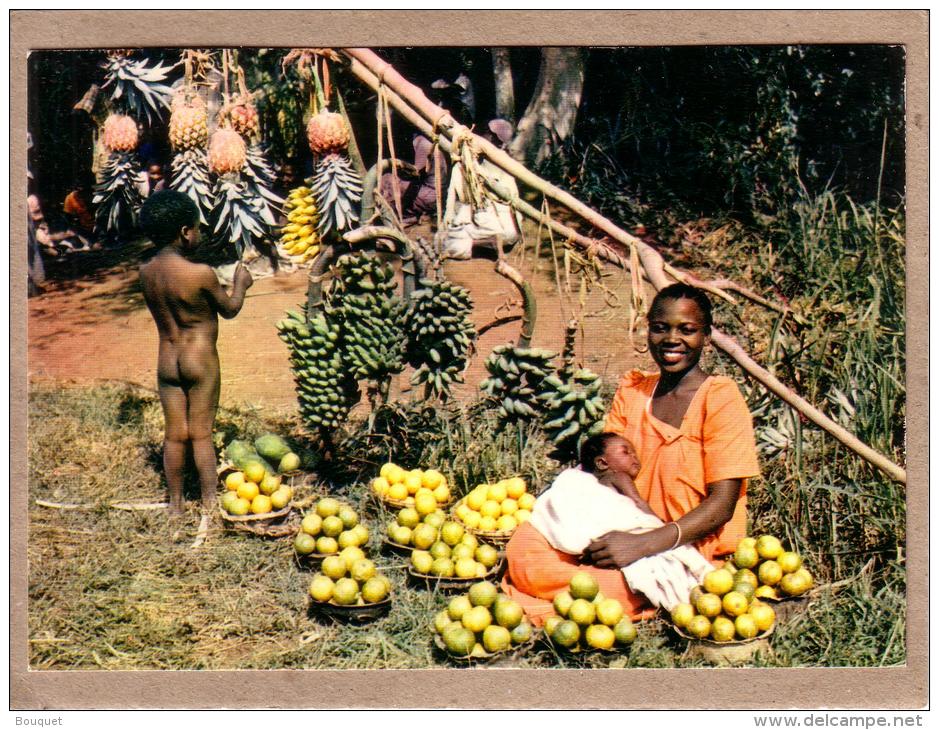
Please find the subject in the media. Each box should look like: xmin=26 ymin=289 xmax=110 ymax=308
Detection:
xmin=528 ymin=432 xmax=713 ymax=610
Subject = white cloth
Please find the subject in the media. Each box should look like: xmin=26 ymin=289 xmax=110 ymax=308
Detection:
xmin=529 ymin=467 xmax=714 ymax=611
xmin=439 ymin=159 xmax=522 ymax=260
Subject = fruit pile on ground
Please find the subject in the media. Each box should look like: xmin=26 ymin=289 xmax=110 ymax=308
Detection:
xmin=452 ymin=477 xmax=533 ymax=534
xmin=434 ymin=580 xmax=534 ymax=658
xmin=371 ymin=462 xmax=452 ymax=510
xmin=727 ymin=535 xmax=815 ymax=601
xmin=219 ymin=434 xmax=300 ymax=516
xmin=308 ymin=555 xmax=391 ymax=606
xmin=668 ymin=555 xmax=780 ymax=643
xmin=385 ymin=505 xmax=447 ymax=547
xmin=220 ymin=467 xmax=294 ymax=516
xmin=545 ymin=572 xmax=638 ymax=651
xmin=408 ymin=523 xmax=501 ymax=580
xmin=294 ymin=497 xmax=369 ymax=557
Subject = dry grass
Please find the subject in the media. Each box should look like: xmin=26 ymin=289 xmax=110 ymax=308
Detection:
xmin=28 ymin=379 xmax=905 ymax=671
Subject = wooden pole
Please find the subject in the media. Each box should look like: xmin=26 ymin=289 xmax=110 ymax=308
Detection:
xmin=339 ymin=48 xmax=906 ymax=484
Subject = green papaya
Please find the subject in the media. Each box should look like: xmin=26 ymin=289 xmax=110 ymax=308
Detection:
xmin=224 ymin=439 xmax=255 ymax=464
xmin=254 ymin=433 xmax=291 ymax=462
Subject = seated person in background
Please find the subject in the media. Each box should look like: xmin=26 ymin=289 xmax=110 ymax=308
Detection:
xmin=438 ymin=118 xmax=523 ymax=260
xmin=380 ymin=133 xmax=449 ymax=226
xmin=527 ymin=433 xmax=713 ymax=614
xmin=28 ymin=193 xmax=92 ymax=256
xmin=63 ymin=175 xmax=97 ymax=241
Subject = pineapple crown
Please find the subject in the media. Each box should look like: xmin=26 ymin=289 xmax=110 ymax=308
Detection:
xmin=102 ymin=51 xmax=175 ymax=125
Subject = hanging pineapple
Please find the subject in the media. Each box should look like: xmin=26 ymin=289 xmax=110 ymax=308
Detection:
xmin=229 ymin=101 xmax=260 ymax=139
xmin=206 ymin=127 xmax=269 ymax=258
xmin=93 ymin=113 xmax=144 ymax=241
xmin=168 ymin=92 xmax=213 ymax=225
xmin=307 ymin=110 xmax=363 ymax=236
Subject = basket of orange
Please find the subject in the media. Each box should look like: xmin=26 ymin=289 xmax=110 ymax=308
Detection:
xmin=432 ymin=580 xmax=539 ymax=665
xmin=406 ymin=523 xmax=505 ymax=592
xmin=293 ymin=497 xmax=371 ymax=568
xmin=307 ymin=554 xmax=392 ymax=623
xmin=542 ymin=573 xmax=639 ymax=655
xmin=450 ymin=477 xmax=534 ymax=547
xmin=370 ymin=462 xmax=455 ymax=512
xmin=218 ymin=465 xmax=295 ymax=537
xmin=667 ymin=560 xmax=780 ymax=665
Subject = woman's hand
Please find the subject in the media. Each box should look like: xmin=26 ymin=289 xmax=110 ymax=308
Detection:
xmin=583 ymin=530 xmax=665 ymax=569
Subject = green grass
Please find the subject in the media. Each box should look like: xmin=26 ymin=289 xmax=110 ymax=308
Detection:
xmin=28 ymin=377 xmax=905 ymax=670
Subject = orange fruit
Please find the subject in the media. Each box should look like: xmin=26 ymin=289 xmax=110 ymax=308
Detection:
xmin=505 ymin=477 xmax=527 ymax=500
xmin=758 ymin=560 xmax=783 ymax=586
xmin=224 ymin=471 xmax=245 ymax=491
xmin=496 ymin=515 xmax=518 ymax=532
xmin=670 ymin=602 xmax=695 ymax=629
xmin=228 ymin=497 xmax=250 ymax=515
xmin=695 ymin=593 xmax=723 ymax=618
xmin=710 ymin=616 xmax=736 ymax=642
xmin=568 ymin=599 xmax=596 ymax=627
xmin=421 ymin=469 xmax=444 ymax=489
xmin=703 ymin=568 xmax=734 ymax=596
xmin=461 ymin=605 xmax=493 ymax=633
xmin=388 ymin=483 xmax=408 ymax=501
xmin=553 ymin=590 xmax=574 ymax=618
xmin=316 ymin=498 xmax=340 ymax=518
xmin=487 ymin=483 xmax=508 ymax=503
xmin=466 ymin=490 xmax=486 ymax=511
xmin=734 ymin=614 xmax=759 ymax=640
xmin=613 ymin=617 xmax=637 ymax=644
xmin=250 ymin=494 xmax=272 ymax=514
xmin=480 ymin=500 xmax=502 ymax=519
xmin=243 ymin=461 xmax=266 ymax=484
xmin=517 ymin=493 xmax=535 ymax=511
xmin=585 ymin=624 xmax=616 ymax=650
xmin=686 ymin=615 xmax=711 ymax=639
xmin=722 ymin=591 xmax=750 ymax=617
xmin=569 ymin=572 xmax=600 ymax=601
xmin=236 ymin=481 xmax=260 ymax=502
xmin=404 ymin=471 xmax=423 ymax=494
xmin=756 ymin=534 xmax=784 ymax=560
xmin=308 ymin=574 xmax=334 ymax=602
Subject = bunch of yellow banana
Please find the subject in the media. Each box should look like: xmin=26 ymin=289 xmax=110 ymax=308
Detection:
xmin=279 ymin=185 xmax=321 ymax=263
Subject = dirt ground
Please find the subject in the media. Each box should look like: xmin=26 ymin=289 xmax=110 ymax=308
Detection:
xmin=27 ymin=225 xmax=654 ymax=416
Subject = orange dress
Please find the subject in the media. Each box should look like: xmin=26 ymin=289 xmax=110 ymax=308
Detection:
xmin=501 ymin=371 xmax=760 ymax=626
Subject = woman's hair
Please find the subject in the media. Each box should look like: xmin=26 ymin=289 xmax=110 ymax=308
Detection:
xmin=579 ymin=432 xmax=622 ymax=474
xmin=140 ymin=190 xmax=198 ymax=245
xmin=649 ymin=283 xmax=713 ymax=332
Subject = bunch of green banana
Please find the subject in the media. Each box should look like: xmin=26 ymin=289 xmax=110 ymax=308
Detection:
xmin=276 ymin=307 xmax=360 ymax=430
xmin=479 ymin=344 xmax=556 ymax=422
xmin=330 ymin=253 xmax=408 ymax=381
xmin=406 ymin=278 xmax=476 ymax=397
xmin=538 ymin=368 xmax=607 ymax=463
xmin=278 ymin=185 xmax=321 ymax=262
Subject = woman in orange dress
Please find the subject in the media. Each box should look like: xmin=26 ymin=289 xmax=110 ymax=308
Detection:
xmin=501 ymin=283 xmax=761 ymax=625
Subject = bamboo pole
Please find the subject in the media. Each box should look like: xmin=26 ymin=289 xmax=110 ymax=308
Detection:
xmin=340 ymin=48 xmax=906 ymax=484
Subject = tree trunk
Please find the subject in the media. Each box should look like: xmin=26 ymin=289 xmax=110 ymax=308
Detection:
xmin=507 ymin=48 xmax=585 ymax=166
xmin=490 ymin=47 xmax=515 ymax=125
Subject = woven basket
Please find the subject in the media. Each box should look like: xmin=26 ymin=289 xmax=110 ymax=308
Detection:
xmin=450 ymin=503 xmax=517 ymax=547
xmin=672 ymin=622 xmax=775 ymax=665
xmin=433 ymin=631 xmax=539 ymax=666
xmin=406 ymin=557 xmax=505 ymax=593
xmin=218 ymin=505 xmax=296 ymax=537
xmin=308 ymin=595 xmax=392 ymax=623
xmin=381 ymin=537 xmax=415 ymax=556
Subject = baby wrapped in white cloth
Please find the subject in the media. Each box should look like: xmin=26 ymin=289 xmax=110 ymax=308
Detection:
xmin=528 ymin=434 xmax=714 ymax=610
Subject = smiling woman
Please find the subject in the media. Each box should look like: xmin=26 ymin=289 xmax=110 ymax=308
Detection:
xmin=501 ymin=284 xmax=761 ymax=626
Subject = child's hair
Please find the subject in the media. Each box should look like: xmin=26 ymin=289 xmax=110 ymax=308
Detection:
xmin=140 ymin=190 xmax=198 ymax=245
xmin=649 ymin=282 xmax=713 ymax=332
xmin=579 ymin=432 xmax=622 ymax=474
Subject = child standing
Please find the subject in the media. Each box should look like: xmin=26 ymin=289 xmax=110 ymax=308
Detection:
xmin=139 ymin=191 xmax=253 ymax=515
